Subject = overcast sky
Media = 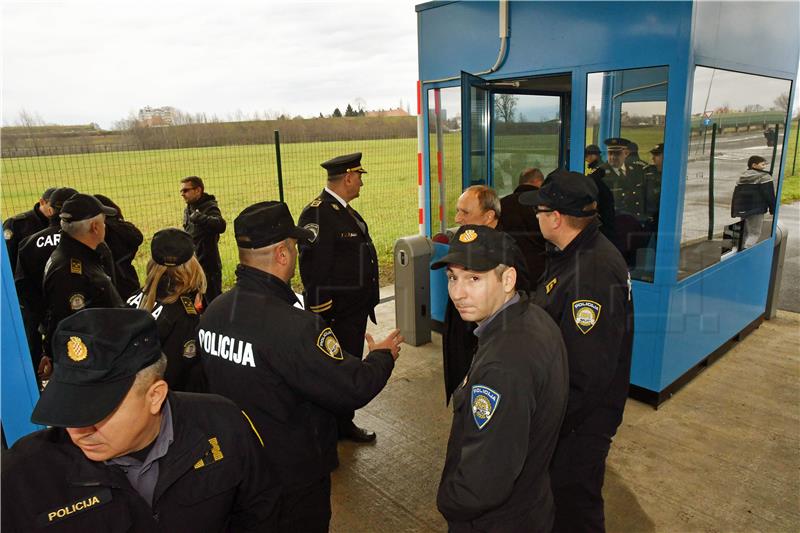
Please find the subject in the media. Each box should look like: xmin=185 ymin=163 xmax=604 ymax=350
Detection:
xmin=2 ymin=0 xmax=420 ymax=129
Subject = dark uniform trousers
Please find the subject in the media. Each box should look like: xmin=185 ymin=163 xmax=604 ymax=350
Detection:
xmin=534 ymin=221 xmax=634 ymax=533
xmin=126 ymin=289 xmax=204 ymax=392
xmin=1 ymin=392 xmax=281 ymax=532
xmin=199 ymin=265 xmax=394 ymax=532
xmin=42 ymin=233 xmax=125 ymax=357
xmin=183 ymin=193 xmax=226 ymax=304
xmin=14 ymin=223 xmax=62 ymax=366
xmin=298 ymin=190 xmax=380 ymax=432
xmin=438 ymin=294 xmax=569 ymax=532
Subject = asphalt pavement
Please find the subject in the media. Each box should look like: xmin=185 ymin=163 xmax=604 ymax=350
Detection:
xmin=777 ymin=200 xmax=799 ymax=312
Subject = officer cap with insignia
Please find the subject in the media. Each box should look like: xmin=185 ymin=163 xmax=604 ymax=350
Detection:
xmin=604 ymin=137 xmax=631 ymax=152
xmin=584 ymin=144 xmax=601 ymax=156
xmin=235 ymin=201 xmax=314 ymax=249
xmin=151 ymin=228 xmax=195 ymax=266
xmin=48 ymin=187 xmax=79 ymax=214
xmin=31 ymin=308 xmax=163 ymax=427
xmin=321 ymin=152 xmax=368 ymax=178
xmin=60 ymin=193 xmax=117 ymax=222
xmin=519 ymin=169 xmax=599 ymax=217
xmin=431 ymin=225 xmax=518 ymax=272
xmin=650 ymin=143 xmax=664 ymax=155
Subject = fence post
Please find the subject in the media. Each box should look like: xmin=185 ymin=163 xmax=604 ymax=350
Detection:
xmin=793 ymin=117 xmax=798 ymax=176
xmin=708 ymin=122 xmax=717 ymax=240
xmin=274 ymin=130 xmax=284 ymax=202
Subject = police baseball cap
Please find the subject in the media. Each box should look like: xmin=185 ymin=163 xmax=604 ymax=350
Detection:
xmin=431 ymin=225 xmax=518 ymax=272
xmin=234 ymin=201 xmax=314 ymax=249
xmin=584 ymin=144 xmax=601 ymax=155
xmin=31 ymin=308 xmax=163 ymax=428
xmin=42 ymin=187 xmax=57 ymax=201
xmin=604 ymin=137 xmax=630 ymax=151
xmin=60 ymin=193 xmax=117 ymax=222
xmin=519 ymin=169 xmax=599 ymax=217
xmin=151 ymin=228 xmax=195 ymax=266
xmin=321 ymin=152 xmax=367 ymax=177
xmin=48 ymin=187 xmax=79 ymax=212
xmin=650 ymin=143 xmax=664 ymax=155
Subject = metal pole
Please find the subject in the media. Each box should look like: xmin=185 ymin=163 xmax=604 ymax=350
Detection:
xmin=708 ymin=123 xmax=717 ymax=240
xmin=769 ymin=123 xmax=779 ymax=174
xmin=274 ymin=130 xmax=284 ymax=203
xmin=792 ymin=117 xmax=799 ymax=176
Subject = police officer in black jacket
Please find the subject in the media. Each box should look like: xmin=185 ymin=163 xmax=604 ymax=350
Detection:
xmin=585 ymin=144 xmax=616 ymax=243
xmin=41 ymin=194 xmax=124 ymax=373
xmin=1 ymin=307 xmax=280 ymax=532
xmin=520 ymin=170 xmax=634 ymax=533
xmin=95 ymin=194 xmax=144 ymax=300
xmin=298 ymin=153 xmax=381 ymax=442
xmin=15 ymin=187 xmax=79 ymax=368
xmin=180 ymin=176 xmax=226 ymax=304
xmin=433 ymin=225 xmax=568 ymax=532
xmin=200 ymin=201 xmax=402 ymax=532
xmin=499 ymin=167 xmax=547 ymax=281
xmin=3 ymin=186 xmax=55 ymax=270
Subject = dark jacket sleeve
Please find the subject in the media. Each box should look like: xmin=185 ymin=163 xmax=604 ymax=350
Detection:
xmin=227 ymin=409 xmax=281 ymax=531
xmin=560 ymin=270 xmax=627 ymax=433
xmin=199 ymin=202 xmax=227 ymax=234
xmin=298 ymin=206 xmax=336 ymax=317
xmin=437 ymin=361 xmax=533 ymax=521
xmin=272 ymin=318 xmax=394 ymax=414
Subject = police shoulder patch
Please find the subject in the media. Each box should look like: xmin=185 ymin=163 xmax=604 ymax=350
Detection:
xmin=572 ymin=299 xmax=601 ymax=334
xmin=3 ymin=228 xmax=12 ymax=240
xmin=471 ymin=385 xmax=500 ymax=430
xmin=70 ymin=258 xmax=82 ymax=275
xmin=310 ymin=199 xmax=322 ymax=208
xmin=180 ymin=295 xmax=197 ymax=315
xmin=545 ymin=277 xmax=558 ymax=294
xmin=69 ymin=293 xmax=86 ymax=311
xmin=183 ymin=340 xmax=197 ymax=358
xmin=304 ymin=223 xmax=320 ymax=243
xmin=316 ymin=327 xmax=343 ymax=360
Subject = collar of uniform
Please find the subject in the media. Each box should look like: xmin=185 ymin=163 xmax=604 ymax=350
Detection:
xmin=63 ymin=428 xmax=129 ymax=489
xmin=323 ymin=187 xmax=348 ymax=208
xmin=106 ymin=401 xmax=173 ymax=469
xmin=474 ymin=292 xmax=530 ymax=342
xmin=545 ymin=220 xmax=600 ymax=261
xmin=234 ymin=264 xmax=300 ymax=306
xmin=473 ymin=292 xmax=521 ymax=338
xmin=33 ymin=203 xmax=49 ymax=224
xmin=60 ymin=232 xmax=103 ymax=260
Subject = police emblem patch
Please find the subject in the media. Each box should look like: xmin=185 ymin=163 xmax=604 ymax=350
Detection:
xmin=316 ymin=328 xmax=343 ymax=360
xmin=3 ymin=228 xmax=12 ymax=241
xmin=69 ymin=293 xmax=86 ymax=311
xmin=183 ymin=340 xmax=197 ymax=358
xmin=572 ymin=300 xmax=601 ymax=334
xmin=471 ymin=385 xmax=500 ymax=430
xmin=459 ymin=229 xmax=478 ymax=243
xmin=67 ymin=336 xmax=88 ymax=362
xmin=70 ymin=258 xmax=82 ymax=275
xmin=304 ymin=223 xmax=320 ymax=243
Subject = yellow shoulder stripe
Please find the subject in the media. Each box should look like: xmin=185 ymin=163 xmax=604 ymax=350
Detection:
xmin=309 ymin=299 xmax=333 ymax=312
xmin=241 ymin=410 xmax=264 ymax=447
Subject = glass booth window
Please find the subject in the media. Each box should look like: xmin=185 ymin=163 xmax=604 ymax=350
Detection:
xmin=678 ymin=67 xmax=790 ymax=280
xmin=586 ymin=66 xmax=668 ymax=282
xmin=428 ymin=87 xmax=463 ymax=234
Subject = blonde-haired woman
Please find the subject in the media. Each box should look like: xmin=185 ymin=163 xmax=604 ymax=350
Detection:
xmin=127 ymin=228 xmax=206 ymax=391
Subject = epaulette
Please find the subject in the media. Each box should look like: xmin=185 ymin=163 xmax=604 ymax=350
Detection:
xmin=180 ymin=295 xmax=198 ymax=315
xmin=70 ymin=258 xmax=82 ymax=275
xmin=309 ymin=199 xmax=322 ymax=208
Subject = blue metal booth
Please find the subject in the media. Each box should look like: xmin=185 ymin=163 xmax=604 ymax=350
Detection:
xmin=416 ymin=1 xmax=798 ymax=405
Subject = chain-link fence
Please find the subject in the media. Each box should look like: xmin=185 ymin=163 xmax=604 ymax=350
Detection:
xmin=1 ymin=125 xmax=419 ymax=289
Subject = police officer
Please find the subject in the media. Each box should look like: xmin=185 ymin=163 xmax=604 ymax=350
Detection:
xmin=200 ymin=201 xmax=401 ymax=532
xmin=298 ymin=152 xmax=381 ymax=442
xmin=499 ymin=168 xmax=547 ymax=281
xmin=433 ymin=225 xmax=569 ymax=532
xmin=180 ymin=176 xmax=226 ymax=304
xmin=1 ymin=307 xmax=280 ymax=532
xmin=41 ymin=194 xmax=124 ymax=372
xmin=3 ymin=186 xmax=55 ymax=270
xmin=520 ymin=170 xmax=634 ymax=533
xmin=585 ymin=145 xmax=616 ymax=243
xmin=14 ymin=187 xmax=79 ymax=368
xmin=643 ymin=143 xmax=663 ymax=222
xmin=95 ymin=194 xmax=144 ymax=300
xmin=127 ymin=228 xmax=205 ymax=391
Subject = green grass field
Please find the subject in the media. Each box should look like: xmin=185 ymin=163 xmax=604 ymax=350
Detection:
xmin=782 ymin=119 xmax=800 ymax=204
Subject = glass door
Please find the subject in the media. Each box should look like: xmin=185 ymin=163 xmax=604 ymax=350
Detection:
xmin=461 ymin=71 xmax=491 ymax=188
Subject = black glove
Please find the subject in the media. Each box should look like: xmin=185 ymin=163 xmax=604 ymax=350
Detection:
xmin=189 ymin=209 xmax=207 ymax=225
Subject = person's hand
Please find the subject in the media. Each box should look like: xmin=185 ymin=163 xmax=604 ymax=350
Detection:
xmin=366 ymin=329 xmax=404 ymax=361
xmin=37 ymin=355 xmax=53 ymax=380
xmin=189 ymin=209 xmax=207 ymax=225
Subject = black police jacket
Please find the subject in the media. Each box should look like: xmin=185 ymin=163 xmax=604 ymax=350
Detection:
xmin=42 ymin=233 xmax=124 ymax=356
xmin=1 ymin=392 xmax=280 ymax=532
xmin=199 ymin=265 xmax=394 ymax=491
xmin=104 ymin=216 xmax=144 ymax=300
xmin=4 ymin=202 xmax=49 ymax=271
xmin=127 ymin=289 xmax=204 ymax=392
xmin=499 ymin=184 xmax=547 ymax=281
xmin=438 ymin=293 xmax=568 ymax=532
xmin=533 ymin=221 xmax=634 ymax=437
xmin=183 ymin=193 xmax=226 ymax=274
xmin=586 ymin=161 xmax=617 ymax=243
xmin=297 ymin=189 xmax=379 ymax=322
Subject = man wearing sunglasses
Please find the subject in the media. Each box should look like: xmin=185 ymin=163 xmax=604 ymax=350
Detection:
xmin=181 ymin=176 xmax=226 ymax=304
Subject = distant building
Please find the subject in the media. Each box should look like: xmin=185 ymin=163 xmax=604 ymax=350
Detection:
xmin=138 ymin=106 xmax=176 ymax=127
xmin=366 ymin=107 xmax=411 ymax=118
